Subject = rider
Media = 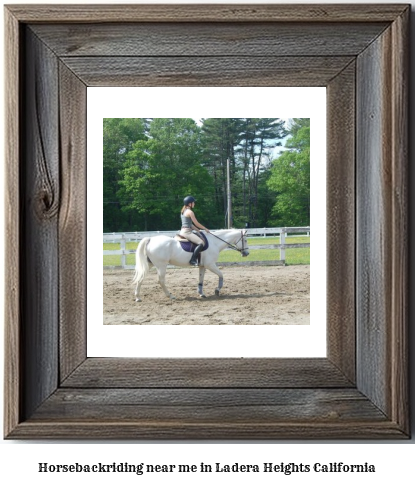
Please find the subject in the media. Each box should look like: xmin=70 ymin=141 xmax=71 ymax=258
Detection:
xmin=181 ymin=196 xmax=210 ymax=265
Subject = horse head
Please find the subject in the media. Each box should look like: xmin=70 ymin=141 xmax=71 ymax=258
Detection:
xmin=234 ymin=230 xmax=249 ymax=257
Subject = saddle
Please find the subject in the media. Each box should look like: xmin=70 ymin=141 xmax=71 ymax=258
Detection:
xmin=174 ymin=231 xmax=209 ymax=253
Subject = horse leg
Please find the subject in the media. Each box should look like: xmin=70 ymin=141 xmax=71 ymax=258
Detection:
xmin=198 ymin=266 xmax=206 ymax=298
xmin=205 ymin=263 xmax=224 ymax=296
xmin=134 ymin=277 xmax=144 ymax=302
xmin=157 ymin=265 xmax=175 ymax=300
xmin=134 ymin=262 xmax=153 ymax=302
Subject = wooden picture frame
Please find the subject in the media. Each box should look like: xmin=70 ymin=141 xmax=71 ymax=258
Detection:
xmin=4 ymin=4 xmax=409 ymax=439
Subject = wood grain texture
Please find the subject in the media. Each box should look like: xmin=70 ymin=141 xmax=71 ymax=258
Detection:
xmin=61 ymin=56 xmax=354 ymax=87
xmin=356 ymin=10 xmax=409 ymax=425
xmin=31 ymin=22 xmax=388 ymax=57
xmin=7 ymin=421 xmax=406 ymax=441
xmin=58 ymin=63 xmax=87 ymax=381
xmin=21 ymin=28 xmax=60 ymax=420
xmin=389 ymin=8 xmax=409 ymax=432
xmin=62 ymin=358 xmax=353 ymax=388
xmin=4 ymin=4 xmax=410 ymax=440
xmin=8 ymin=385 xmax=405 ymax=439
xmin=32 ymin=388 xmax=386 ymax=423
xmin=4 ymin=6 xmax=21 ymax=438
xmin=326 ymin=62 xmax=356 ymax=383
xmin=6 ymin=4 xmax=409 ymax=23
xmin=357 ymin=32 xmax=391 ymax=416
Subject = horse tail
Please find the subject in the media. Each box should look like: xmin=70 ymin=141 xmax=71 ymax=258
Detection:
xmin=133 ymin=237 xmax=151 ymax=285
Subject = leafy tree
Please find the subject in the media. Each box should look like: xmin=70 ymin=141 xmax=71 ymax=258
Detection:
xmin=103 ymin=117 xmax=293 ymax=232
xmin=267 ymin=118 xmax=310 ymax=227
xmin=103 ymin=118 xmax=147 ymax=231
xmin=117 ymin=118 xmax=216 ymax=230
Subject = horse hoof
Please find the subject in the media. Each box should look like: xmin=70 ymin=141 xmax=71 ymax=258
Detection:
xmin=215 ymin=289 xmax=220 ymax=296
xmin=135 ymin=298 xmax=141 ymax=302
xmin=170 ymin=295 xmax=176 ymax=300
xmin=199 ymin=294 xmax=207 ymax=299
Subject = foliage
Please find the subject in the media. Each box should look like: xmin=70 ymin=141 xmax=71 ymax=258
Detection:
xmin=103 ymin=118 xmax=147 ymax=231
xmin=267 ymin=119 xmax=310 ymax=227
xmin=103 ymin=117 xmax=310 ymax=232
xmin=200 ymin=118 xmax=287 ymax=228
xmin=117 ymin=118 xmax=216 ymax=230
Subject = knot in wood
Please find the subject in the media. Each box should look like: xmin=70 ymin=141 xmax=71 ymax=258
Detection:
xmin=36 ymin=187 xmax=59 ymax=219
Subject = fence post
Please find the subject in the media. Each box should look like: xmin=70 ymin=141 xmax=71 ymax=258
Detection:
xmin=121 ymin=234 xmax=126 ymax=269
xmin=280 ymin=230 xmax=286 ymax=262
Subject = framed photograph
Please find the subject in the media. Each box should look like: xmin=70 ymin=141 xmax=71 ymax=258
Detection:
xmin=4 ymin=4 xmax=409 ymax=439
xmin=91 ymin=88 xmax=325 ymax=358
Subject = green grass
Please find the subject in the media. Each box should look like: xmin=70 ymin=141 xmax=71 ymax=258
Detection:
xmin=103 ymin=236 xmax=310 ymax=267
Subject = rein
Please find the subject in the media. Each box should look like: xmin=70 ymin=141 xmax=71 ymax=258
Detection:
xmin=210 ymin=230 xmax=248 ymax=254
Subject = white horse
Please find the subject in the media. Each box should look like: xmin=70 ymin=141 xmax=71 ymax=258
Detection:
xmin=133 ymin=229 xmax=249 ymax=301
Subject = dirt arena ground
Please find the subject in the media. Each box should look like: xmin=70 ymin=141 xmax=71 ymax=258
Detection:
xmin=103 ymin=265 xmax=310 ymax=325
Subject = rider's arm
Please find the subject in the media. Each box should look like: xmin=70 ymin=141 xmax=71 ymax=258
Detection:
xmin=186 ymin=210 xmax=210 ymax=232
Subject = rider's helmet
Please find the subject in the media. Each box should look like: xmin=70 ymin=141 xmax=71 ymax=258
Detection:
xmin=183 ymin=196 xmax=196 ymax=205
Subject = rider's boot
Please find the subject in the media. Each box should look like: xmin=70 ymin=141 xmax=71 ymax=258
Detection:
xmin=189 ymin=244 xmax=204 ymax=266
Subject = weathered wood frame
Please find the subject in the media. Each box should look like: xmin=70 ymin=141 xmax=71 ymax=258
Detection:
xmin=4 ymin=4 xmax=409 ymax=439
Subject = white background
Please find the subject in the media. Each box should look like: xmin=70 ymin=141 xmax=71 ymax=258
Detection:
xmin=1 ymin=0 xmax=414 ymax=486
xmin=88 ymin=86 xmax=326 ymax=357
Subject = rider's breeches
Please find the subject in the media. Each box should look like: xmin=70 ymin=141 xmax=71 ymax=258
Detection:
xmin=181 ymin=228 xmax=203 ymax=245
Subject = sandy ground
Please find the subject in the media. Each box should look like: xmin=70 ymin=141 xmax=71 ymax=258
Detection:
xmin=103 ymin=265 xmax=310 ymax=325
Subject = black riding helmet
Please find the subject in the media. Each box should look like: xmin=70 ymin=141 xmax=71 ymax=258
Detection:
xmin=183 ymin=196 xmax=196 ymax=205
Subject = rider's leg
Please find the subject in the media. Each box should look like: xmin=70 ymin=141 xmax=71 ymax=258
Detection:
xmin=189 ymin=243 xmax=204 ymax=266
xmin=181 ymin=229 xmax=204 ymax=265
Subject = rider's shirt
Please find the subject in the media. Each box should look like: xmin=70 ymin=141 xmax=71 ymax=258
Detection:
xmin=181 ymin=213 xmax=193 ymax=228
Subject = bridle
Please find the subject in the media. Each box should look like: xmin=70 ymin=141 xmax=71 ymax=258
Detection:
xmin=211 ymin=230 xmax=249 ymax=254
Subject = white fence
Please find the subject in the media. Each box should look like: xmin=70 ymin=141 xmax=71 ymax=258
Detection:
xmin=103 ymin=227 xmax=310 ymax=269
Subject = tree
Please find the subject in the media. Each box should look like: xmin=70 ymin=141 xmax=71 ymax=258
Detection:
xmin=267 ymin=118 xmax=310 ymax=227
xmin=117 ymin=118 xmax=216 ymax=230
xmin=236 ymin=118 xmax=286 ymax=227
xmin=103 ymin=117 xmax=291 ymax=232
xmin=201 ymin=118 xmax=286 ymax=228
xmin=103 ymin=118 xmax=147 ymax=231
xmin=200 ymin=118 xmax=242 ymax=222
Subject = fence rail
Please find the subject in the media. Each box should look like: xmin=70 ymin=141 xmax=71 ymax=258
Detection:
xmin=103 ymin=227 xmax=310 ymax=268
